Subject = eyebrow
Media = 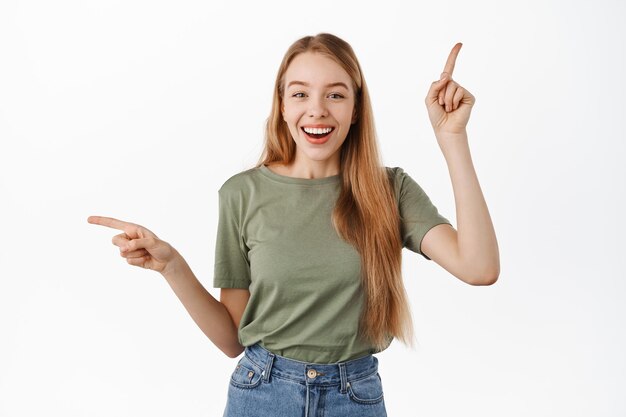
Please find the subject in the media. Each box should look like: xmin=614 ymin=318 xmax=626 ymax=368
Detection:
xmin=287 ymin=81 xmax=350 ymax=90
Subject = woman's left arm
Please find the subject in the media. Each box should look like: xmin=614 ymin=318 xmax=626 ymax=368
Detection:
xmin=420 ymin=43 xmax=500 ymax=286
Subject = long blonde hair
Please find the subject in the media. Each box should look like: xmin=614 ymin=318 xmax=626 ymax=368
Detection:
xmin=255 ymin=33 xmax=414 ymax=351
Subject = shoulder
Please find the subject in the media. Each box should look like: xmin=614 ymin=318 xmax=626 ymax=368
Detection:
xmin=384 ymin=166 xmax=437 ymax=210
xmin=384 ymin=166 xmax=416 ymax=199
xmin=218 ymin=166 xmax=260 ymax=197
xmin=216 ymin=167 xmax=264 ymax=213
xmin=384 ymin=166 xmax=414 ymax=183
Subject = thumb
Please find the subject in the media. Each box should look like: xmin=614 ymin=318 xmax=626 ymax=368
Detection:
xmin=425 ymin=73 xmax=450 ymax=104
xmin=123 ymin=237 xmax=157 ymax=253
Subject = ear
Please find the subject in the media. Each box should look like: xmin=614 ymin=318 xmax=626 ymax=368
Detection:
xmin=351 ymin=107 xmax=357 ymax=124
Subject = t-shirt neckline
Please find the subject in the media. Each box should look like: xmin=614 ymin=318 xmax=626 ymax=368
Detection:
xmin=258 ymin=164 xmax=341 ymax=185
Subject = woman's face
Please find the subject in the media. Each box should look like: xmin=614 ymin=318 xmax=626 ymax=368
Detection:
xmin=281 ymin=52 xmax=357 ymax=169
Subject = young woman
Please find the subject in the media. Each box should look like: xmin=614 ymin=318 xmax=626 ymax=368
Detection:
xmin=88 ymin=33 xmax=499 ymax=417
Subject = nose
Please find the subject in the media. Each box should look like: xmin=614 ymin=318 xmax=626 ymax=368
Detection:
xmin=307 ymin=95 xmax=328 ymax=118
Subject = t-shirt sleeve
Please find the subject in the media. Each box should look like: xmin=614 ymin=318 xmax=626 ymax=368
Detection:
xmin=393 ymin=167 xmax=452 ymax=260
xmin=212 ymin=185 xmax=251 ymax=289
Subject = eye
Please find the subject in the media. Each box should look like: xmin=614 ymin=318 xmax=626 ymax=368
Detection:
xmin=329 ymin=93 xmax=344 ymax=99
xmin=292 ymin=92 xmax=306 ymax=98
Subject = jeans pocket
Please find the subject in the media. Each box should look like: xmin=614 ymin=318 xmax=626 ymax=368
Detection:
xmin=229 ymin=355 xmax=264 ymax=389
xmin=347 ymin=371 xmax=385 ymax=405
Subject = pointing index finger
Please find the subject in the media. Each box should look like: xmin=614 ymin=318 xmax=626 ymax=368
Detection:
xmin=441 ymin=42 xmax=463 ymax=78
xmin=87 ymin=215 xmax=134 ymax=234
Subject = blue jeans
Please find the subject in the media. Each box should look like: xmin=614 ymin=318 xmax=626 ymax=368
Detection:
xmin=223 ymin=342 xmax=387 ymax=417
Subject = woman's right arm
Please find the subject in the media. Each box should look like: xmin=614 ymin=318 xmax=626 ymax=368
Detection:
xmin=87 ymin=215 xmax=244 ymax=358
xmin=161 ymin=252 xmax=245 ymax=358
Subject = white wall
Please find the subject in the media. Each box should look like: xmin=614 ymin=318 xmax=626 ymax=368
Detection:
xmin=1 ymin=0 xmax=624 ymax=416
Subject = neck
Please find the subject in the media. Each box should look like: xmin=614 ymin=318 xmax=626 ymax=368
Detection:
xmin=267 ymin=156 xmax=341 ymax=179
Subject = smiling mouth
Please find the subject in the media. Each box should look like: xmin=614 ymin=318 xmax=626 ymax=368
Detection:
xmin=301 ymin=127 xmax=335 ymax=139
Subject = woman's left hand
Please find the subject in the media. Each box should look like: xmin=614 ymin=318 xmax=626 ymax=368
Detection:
xmin=425 ymin=42 xmax=475 ymax=137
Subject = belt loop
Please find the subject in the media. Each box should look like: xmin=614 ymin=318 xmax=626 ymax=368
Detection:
xmin=262 ymin=351 xmax=275 ymax=383
xmin=338 ymin=362 xmax=348 ymax=394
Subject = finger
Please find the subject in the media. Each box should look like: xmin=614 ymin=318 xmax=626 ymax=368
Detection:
xmin=437 ymin=73 xmax=447 ymax=105
xmin=464 ymin=89 xmax=476 ymax=106
xmin=438 ymin=81 xmax=446 ymax=106
xmin=126 ymin=255 xmax=148 ymax=268
xmin=89 ymin=216 xmax=157 ymax=239
xmin=426 ymin=73 xmax=451 ymax=104
xmin=444 ymin=81 xmax=458 ymax=112
xmin=120 ymin=248 xmax=149 ymax=258
xmin=452 ymin=87 xmax=465 ymax=110
xmin=441 ymin=42 xmax=462 ymax=79
xmin=112 ymin=233 xmax=132 ymax=249
xmin=88 ymin=216 xmax=136 ymax=234
xmin=122 ymin=237 xmax=158 ymax=253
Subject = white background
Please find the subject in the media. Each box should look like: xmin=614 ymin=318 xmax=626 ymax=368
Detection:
xmin=1 ymin=0 xmax=625 ymax=416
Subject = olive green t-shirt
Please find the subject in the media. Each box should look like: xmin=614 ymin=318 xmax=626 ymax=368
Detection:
xmin=213 ymin=164 xmax=451 ymax=364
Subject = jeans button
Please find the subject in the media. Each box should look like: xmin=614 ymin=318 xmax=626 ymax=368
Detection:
xmin=307 ymin=369 xmax=317 ymax=378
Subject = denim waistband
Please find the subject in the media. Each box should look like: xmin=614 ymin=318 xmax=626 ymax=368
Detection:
xmin=243 ymin=343 xmax=379 ymax=393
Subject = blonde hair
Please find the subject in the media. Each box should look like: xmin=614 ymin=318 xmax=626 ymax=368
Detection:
xmin=255 ymin=33 xmax=414 ymax=351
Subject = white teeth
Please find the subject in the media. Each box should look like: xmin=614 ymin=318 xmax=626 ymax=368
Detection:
xmin=303 ymin=127 xmax=333 ymax=134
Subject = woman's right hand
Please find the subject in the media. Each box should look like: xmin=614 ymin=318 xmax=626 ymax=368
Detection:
xmin=87 ymin=215 xmax=178 ymax=274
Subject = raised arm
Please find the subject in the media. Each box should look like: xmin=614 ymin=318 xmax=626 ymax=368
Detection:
xmin=421 ymin=43 xmax=500 ymax=285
